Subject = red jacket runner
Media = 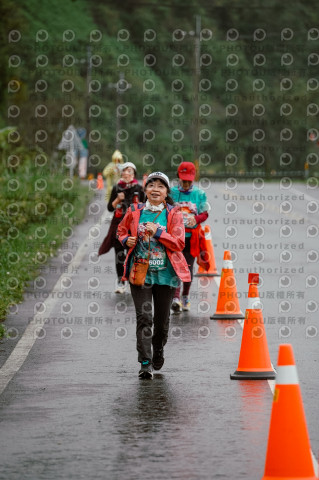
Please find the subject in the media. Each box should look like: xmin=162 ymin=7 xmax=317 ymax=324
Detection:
xmin=117 ymin=203 xmax=191 ymax=283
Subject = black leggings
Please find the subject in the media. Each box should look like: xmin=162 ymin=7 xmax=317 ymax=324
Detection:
xmin=114 ymin=240 xmax=126 ymax=282
xmin=175 ymin=236 xmax=195 ymax=297
xmin=130 ymin=283 xmax=176 ymax=363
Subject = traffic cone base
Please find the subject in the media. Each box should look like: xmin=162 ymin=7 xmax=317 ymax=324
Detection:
xmin=230 ymin=369 xmax=276 ymax=380
xmin=210 ymin=312 xmax=245 ymax=320
xmin=198 ymin=273 xmax=219 ymax=277
xmin=262 ymin=476 xmax=317 ymax=480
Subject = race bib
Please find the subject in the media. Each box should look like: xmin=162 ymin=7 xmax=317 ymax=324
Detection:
xmin=176 ymin=201 xmax=198 ymax=226
xmin=149 ymin=245 xmax=167 ymax=271
xmin=137 ymin=222 xmax=167 ymax=271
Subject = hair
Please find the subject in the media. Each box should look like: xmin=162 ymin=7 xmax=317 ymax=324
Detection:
xmin=165 ymin=195 xmax=175 ymax=206
xmin=145 ymin=178 xmax=175 ymax=206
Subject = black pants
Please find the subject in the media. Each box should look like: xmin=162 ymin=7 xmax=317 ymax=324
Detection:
xmin=175 ymin=236 xmax=195 ymax=297
xmin=183 ymin=236 xmax=196 ymax=281
xmin=130 ymin=283 xmax=176 ymax=363
xmin=114 ymin=239 xmax=126 ymax=282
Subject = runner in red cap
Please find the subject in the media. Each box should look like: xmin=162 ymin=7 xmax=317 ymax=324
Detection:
xmin=170 ymin=162 xmax=209 ymax=312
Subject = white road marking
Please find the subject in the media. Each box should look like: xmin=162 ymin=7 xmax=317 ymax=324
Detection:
xmin=0 ymin=208 xmax=109 ymax=396
xmin=290 ymin=187 xmax=319 ymax=204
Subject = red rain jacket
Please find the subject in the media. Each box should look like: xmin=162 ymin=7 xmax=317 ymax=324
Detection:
xmin=117 ymin=203 xmax=191 ymax=283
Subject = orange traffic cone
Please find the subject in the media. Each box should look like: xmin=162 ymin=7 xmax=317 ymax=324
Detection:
xmin=261 ymin=344 xmax=317 ymax=479
xmin=97 ymin=173 xmax=104 ymax=190
xmin=210 ymin=251 xmax=245 ymax=320
xmin=195 ymin=225 xmax=219 ymax=277
xmin=230 ymin=273 xmax=276 ymax=379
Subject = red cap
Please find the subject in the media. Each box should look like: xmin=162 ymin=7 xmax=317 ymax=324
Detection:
xmin=177 ymin=162 xmax=196 ymax=181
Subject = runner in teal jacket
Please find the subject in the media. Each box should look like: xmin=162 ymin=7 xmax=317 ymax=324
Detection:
xmin=170 ymin=162 xmax=209 ymax=313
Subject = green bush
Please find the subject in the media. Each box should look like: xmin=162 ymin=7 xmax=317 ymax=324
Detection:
xmin=0 ymin=134 xmax=93 ymax=320
xmin=1 ymin=1 xmax=319 ymax=175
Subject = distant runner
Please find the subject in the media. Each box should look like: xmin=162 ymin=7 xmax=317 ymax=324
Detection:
xmin=98 ymin=162 xmax=144 ymax=293
xmin=170 ymin=162 xmax=209 ymax=313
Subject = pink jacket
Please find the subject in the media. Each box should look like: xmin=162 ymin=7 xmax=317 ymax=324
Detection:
xmin=117 ymin=203 xmax=191 ymax=283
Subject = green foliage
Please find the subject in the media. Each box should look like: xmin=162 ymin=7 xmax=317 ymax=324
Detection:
xmin=0 ymin=323 xmax=7 ymax=339
xmin=1 ymin=0 xmax=319 ymax=176
xmin=0 ymin=183 xmax=91 ymax=319
xmin=0 ymin=132 xmax=93 ymax=320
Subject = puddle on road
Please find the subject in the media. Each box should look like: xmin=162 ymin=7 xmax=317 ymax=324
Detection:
xmin=107 ymin=369 xmax=272 ymax=479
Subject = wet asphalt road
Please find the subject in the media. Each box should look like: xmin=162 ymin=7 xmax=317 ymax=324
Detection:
xmin=0 ymin=180 xmax=318 ymax=479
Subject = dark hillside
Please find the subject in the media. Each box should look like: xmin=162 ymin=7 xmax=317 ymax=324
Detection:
xmin=1 ymin=0 xmax=318 ymax=175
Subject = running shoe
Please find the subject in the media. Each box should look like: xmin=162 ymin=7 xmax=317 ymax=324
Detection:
xmin=114 ymin=281 xmax=127 ymax=294
xmin=153 ymin=349 xmax=164 ymax=371
xmin=139 ymin=360 xmax=153 ymax=379
xmin=171 ymin=297 xmax=182 ymax=313
xmin=181 ymin=295 xmax=191 ymax=311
